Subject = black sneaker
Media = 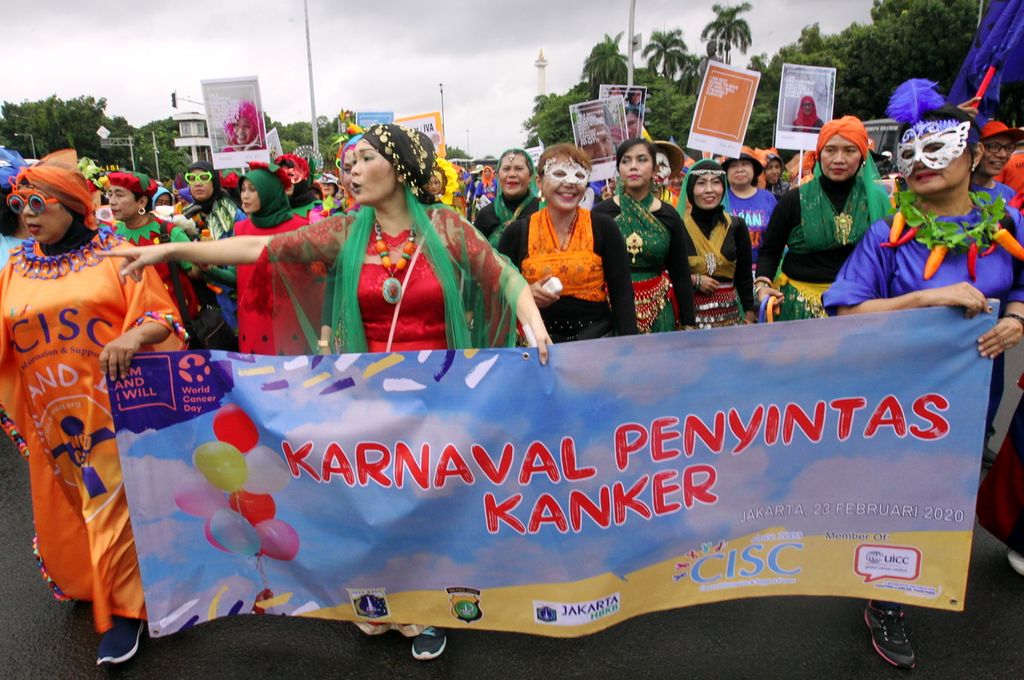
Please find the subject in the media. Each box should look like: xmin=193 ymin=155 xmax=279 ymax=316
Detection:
xmin=411 ymin=626 xmax=447 ymax=661
xmin=96 ymin=616 xmax=145 ymax=666
xmin=864 ymin=601 xmax=915 ymax=669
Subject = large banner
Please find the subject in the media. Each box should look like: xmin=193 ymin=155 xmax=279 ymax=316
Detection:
xmin=111 ymin=308 xmax=993 ymax=638
xmin=201 ymin=76 xmax=270 ymax=170
xmin=775 ymin=63 xmax=837 ymax=151
xmin=688 ymin=61 xmax=760 ymax=158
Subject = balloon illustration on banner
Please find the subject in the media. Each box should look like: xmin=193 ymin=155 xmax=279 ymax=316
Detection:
xmin=173 ymin=404 xmax=300 ymax=563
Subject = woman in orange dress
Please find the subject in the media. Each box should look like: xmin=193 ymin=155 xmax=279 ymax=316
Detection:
xmin=0 ymin=153 xmax=186 ymax=667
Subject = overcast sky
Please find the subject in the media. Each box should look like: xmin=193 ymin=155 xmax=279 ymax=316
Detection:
xmin=6 ymin=0 xmax=874 ymax=157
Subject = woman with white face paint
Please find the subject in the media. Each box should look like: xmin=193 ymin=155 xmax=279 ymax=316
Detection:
xmin=499 ymin=143 xmax=638 ymax=342
xmin=824 ymin=79 xmax=1024 ymax=671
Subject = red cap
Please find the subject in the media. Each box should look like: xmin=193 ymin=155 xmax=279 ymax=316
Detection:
xmin=980 ymin=121 xmax=1024 ymax=143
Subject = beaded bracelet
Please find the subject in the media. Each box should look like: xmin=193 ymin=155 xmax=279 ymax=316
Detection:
xmin=134 ymin=312 xmax=190 ymax=344
xmin=1005 ymin=312 xmax=1024 ymax=331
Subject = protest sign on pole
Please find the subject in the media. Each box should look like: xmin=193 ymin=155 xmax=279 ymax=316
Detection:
xmin=599 ymin=85 xmax=648 ymax=139
xmin=266 ymin=128 xmax=283 ymax=159
xmin=201 ymin=76 xmax=269 ymax=170
xmin=395 ymin=112 xmax=445 ymax=157
xmin=524 ymin=144 xmax=544 ymax=168
xmin=569 ymin=97 xmax=628 ymax=181
xmin=112 ymin=307 xmax=991 ymax=639
xmin=356 ymin=112 xmax=395 ymax=128
xmin=775 ymin=64 xmax=837 ymax=151
xmin=687 ymin=61 xmax=760 ymax=158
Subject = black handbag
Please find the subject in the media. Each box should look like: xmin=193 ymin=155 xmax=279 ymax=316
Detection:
xmin=168 ymin=261 xmax=239 ymax=351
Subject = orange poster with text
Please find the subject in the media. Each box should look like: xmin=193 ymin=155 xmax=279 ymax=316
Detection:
xmin=688 ymin=62 xmax=761 ymax=158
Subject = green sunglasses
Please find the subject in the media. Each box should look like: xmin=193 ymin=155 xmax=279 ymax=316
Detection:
xmin=185 ymin=171 xmax=214 ymax=184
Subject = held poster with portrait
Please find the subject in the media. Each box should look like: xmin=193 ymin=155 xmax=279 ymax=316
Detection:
xmin=776 ymin=64 xmax=837 ymax=151
xmin=111 ymin=307 xmax=991 ymax=639
xmin=598 ymin=85 xmax=648 ymax=139
xmin=201 ymin=76 xmax=270 ymax=170
xmin=687 ymin=61 xmax=761 ymax=158
xmin=569 ymin=97 xmax=628 ymax=181
xmin=395 ymin=112 xmax=445 ymax=158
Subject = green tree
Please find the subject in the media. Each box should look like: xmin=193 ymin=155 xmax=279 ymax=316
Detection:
xmin=701 ymin=2 xmax=753 ymax=65
xmin=0 ymin=95 xmax=112 ymax=159
xmin=133 ymin=118 xmax=192 ymax=181
xmin=582 ymin=33 xmax=628 ymax=95
xmin=523 ymin=83 xmax=591 ymax=146
xmin=678 ymin=54 xmax=702 ymax=95
xmin=643 ymin=29 xmax=689 ymax=80
xmin=445 ymin=145 xmax=471 ymax=160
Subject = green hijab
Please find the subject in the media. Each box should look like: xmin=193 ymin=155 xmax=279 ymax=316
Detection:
xmin=493 ymin=148 xmax=539 ymax=225
xmin=242 ymin=165 xmax=293 ymax=228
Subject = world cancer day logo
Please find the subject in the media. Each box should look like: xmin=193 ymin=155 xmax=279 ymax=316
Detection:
xmin=673 ymin=537 xmax=804 ymax=588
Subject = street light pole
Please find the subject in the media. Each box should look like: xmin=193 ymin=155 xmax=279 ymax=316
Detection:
xmin=439 ymin=83 xmax=446 ymax=142
xmin=304 ymin=0 xmax=320 ymax=160
xmin=14 ymin=132 xmax=36 ymax=158
xmin=627 ymin=0 xmax=637 ymax=86
xmin=151 ymin=130 xmax=162 ymax=182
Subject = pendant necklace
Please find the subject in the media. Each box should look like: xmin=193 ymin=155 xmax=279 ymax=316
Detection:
xmin=373 ymin=221 xmax=417 ymax=304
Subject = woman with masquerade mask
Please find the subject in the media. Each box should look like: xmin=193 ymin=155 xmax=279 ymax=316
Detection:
xmin=824 ymin=79 xmax=1024 ymax=670
xmin=498 ymin=143 xmax=637 ymax=342
xmin=0 ymin=153 xmax=187 ymax=667
xmin=755 ymin=117 xmax=890 ymax=320
xmin=682 ymin=159 xmax=756 ymax=327
xmin=592 ymin=138 xmax=696 ymax=332
xmin=473 ymin=148 xmax=541 ymax=247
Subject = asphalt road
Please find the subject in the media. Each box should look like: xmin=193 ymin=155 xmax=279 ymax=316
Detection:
xmin=2 ymin=432 xmax=1023 ymax=680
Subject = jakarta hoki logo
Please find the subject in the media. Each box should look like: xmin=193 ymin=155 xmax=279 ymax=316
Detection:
xmin=446 ymin=587 xmax=482 ymax=623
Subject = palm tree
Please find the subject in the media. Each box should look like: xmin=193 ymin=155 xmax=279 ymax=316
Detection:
xmin=701 ymin=2 xmax=753 ymax=65
xmin=643 ymin=29 xmax=689 ymax=81
xmin=678 ymin=54 xmax=702 ymax=94
xmin=582 ymin=33 xmax=628 ymax=92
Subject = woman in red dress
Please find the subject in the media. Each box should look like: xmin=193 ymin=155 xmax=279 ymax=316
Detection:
xmin=104 ymin=124 xmax=551 ymax=661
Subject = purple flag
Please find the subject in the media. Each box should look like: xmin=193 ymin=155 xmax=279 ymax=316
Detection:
xmin=947 ymin=0 xmax=1024 ymax=120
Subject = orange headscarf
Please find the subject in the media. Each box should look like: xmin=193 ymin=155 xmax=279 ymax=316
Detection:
xmin=13 ymin=150 xmax=97 ymax=228
xmin=815 ymin=116 xmax=868 ymax=161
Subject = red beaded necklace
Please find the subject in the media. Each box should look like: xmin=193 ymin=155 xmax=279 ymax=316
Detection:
xmin=373 ymin=221 xmax=417 ymax=304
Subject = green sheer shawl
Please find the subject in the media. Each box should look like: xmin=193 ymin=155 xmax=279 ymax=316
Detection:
xmin=267 ymin=187 xmax=526 ymax=354
xmin=791 ymin=160 xmax=890 ymax=253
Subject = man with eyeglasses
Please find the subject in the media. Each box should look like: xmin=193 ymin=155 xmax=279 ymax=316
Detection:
xmin=995 ymin=127 xmax=1024 ymax=199
xmin=973 ymin=121 xmax=1024 ymax=204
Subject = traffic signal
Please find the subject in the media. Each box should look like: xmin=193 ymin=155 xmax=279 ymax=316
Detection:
xmin=171 ymin=92 xmax=177 ymax=108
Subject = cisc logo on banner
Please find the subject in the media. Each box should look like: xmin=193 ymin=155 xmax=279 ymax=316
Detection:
xmin=854 ymin=544 xmax=922 ymax=583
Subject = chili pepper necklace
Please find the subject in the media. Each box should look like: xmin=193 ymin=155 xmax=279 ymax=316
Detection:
xmin=883 ymin=190 xmax=1015 ymax=281
xmin=373 ymin=221 xmax=417 ymax=304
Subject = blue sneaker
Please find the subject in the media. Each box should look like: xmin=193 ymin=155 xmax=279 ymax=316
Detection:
xmin=411 ymin=626 xmax=446 ymax=660
xmin=96 ymin=616 xmax=145 ymax=666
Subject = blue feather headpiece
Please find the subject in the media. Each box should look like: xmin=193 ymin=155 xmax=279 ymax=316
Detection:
xmin=885 ymin=79 xmax=945 ymax=124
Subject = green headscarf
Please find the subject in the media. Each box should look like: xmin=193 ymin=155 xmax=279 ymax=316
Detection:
xmin=493 ymin=148 xmax=539 ymax=225
xmin=792 ymin=158 xmax=890 ymax=252
xmin=242 ymin=165 xmax=293 ymax=228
